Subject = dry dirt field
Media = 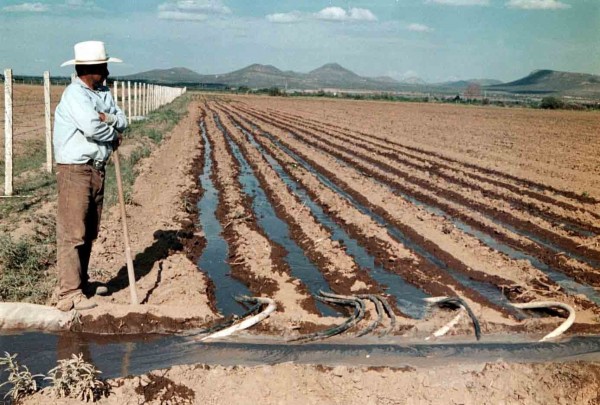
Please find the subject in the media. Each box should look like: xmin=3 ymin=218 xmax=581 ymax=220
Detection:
xmin=0 ymin=83 xmax=62 ymax=159
xmin=13 ymin=94 xmax=600 ymax=403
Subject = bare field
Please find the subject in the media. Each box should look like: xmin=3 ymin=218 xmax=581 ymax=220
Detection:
xmin=0 ymin=83 xmax=63 ymax=158
xmin=244 ymin=96 xmax=600 ymax=199
xmin=13 ymin=95 xmax=600 ymax=404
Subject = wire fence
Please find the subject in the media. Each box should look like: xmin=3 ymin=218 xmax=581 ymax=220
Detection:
xmin=1 ymin=69 xmax=187 ymax=196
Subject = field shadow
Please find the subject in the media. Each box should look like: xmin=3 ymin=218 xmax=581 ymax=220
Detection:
xmin=104 ymin=229 xmax=184 ymax=297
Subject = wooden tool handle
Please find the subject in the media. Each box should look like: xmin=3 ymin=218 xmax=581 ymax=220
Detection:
xmin=113 ymin=149 xmax=139 ymax=305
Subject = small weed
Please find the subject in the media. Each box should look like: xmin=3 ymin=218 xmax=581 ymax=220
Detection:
xmin=0 ymin=235 xmax=54 ymax=303
xmin=582 ymin=191 xmax=590 ymax=198
xmin=145 ymin=128 xmax=163 ymax=143
xmin=0 ymin=352 xmax=43 ymax=402
xmin=129 ymin=145 xmax=151 ymax=167
xmin=46 ymin=353 xmax=110 ymax=402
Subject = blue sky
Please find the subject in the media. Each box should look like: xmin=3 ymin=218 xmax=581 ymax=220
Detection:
xmin=0 ymin=0 xmax=597 ymax=82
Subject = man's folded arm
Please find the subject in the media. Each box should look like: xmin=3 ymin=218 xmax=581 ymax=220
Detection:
xmin=65 ymin=88 xmax=116 ymax=143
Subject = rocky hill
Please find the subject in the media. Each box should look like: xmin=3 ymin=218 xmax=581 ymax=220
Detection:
xmin=120 ymin=65 xmax=600 ymax=98
xmin=487 ymin=70 xmax=600 ymax=97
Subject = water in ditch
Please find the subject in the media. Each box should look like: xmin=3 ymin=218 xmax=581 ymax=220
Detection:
xmin=2 ymin=330 xmax=600 ymax=400
xmin=197 ymin=120 xmax=251 ymax=316
xmin=213 ymin=114 xmax=339 ymax=317
xmin=230 ymin=118 xmax=430 ymax=319
xmin=241 ymin=121 xmax=521 ymax=317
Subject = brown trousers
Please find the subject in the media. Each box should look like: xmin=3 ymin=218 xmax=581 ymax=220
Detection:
xmin=56 ymin=163 xmax=105 ymax=299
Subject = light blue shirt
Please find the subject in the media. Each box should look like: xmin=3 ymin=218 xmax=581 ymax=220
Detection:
xmin=53 ymin=77 xmax=127 ymax=164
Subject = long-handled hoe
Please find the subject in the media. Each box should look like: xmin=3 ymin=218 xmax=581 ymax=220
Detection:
xmin=113 ymin=148 xmax=139 ymax=305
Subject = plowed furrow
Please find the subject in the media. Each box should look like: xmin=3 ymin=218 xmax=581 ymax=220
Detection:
xmin=250 ymin=104 xmax=600 ymax=209
xmin=203 ymin=105 xmax=327 ymax=325
xmin=251 ymin=102 xmax=600 ymax=205
xmin=255 ymin=107 xmax=600 ymax=236
xmin=224 ymin=102 xmax=595 ymax=314
xmin=213 ymin=108 xmax=388 ymax=303
xmin=225 ymin=106 xmax=539 ymax=320
xmin=239 ymin=105 xmax=600 ymax=244
xmin=214 ymin=106 xmax=444 ymax=318
xmin=235 ymin=105 xmax=600 ymax=279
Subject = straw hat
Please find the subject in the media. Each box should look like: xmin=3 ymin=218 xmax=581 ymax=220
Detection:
xmin=61 ymin=41 xmax=122 ymax=67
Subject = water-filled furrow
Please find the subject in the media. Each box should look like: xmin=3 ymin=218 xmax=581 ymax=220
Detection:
xmin=237 ymin=107 xmax=600 ymax=288
xmin=243 ymin=107 xmax=600 ymax=270
xmin=236 ymin=118 xmax=518 ymax=316
xmin=213 ymin=114 xmax=339 ymax=317
xmin=197 ymin=120 xmax=251 ymax=316
xmin=376 ymin=172 xmax=600 ymax=306
xmin=261 ymin=108 xmax=600 ymax=237
xmin=230 ymin=118 xmax=430 ymax=319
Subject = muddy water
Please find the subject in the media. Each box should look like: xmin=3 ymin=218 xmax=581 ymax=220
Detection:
xmin=214 ymin=115 xmax=338 ymax=317
xmin=197 ymin=121 xmax=251 ymax=316
xmin=252 ymin=128 xmax=520 ymax=316
xmin=233 ymin=121 xmax=430 ymax=319
xmin=1 ymin=330 xmax=600 ymax=395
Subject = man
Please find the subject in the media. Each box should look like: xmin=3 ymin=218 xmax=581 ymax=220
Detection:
xmin=54 ymin=41 xmax=127 ymax=311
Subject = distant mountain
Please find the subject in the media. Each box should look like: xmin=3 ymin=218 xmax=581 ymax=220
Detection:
xmin=198 ymin=64 xmax=301 ymax=89
xmin=399 ymin=76 xmax=427 ymax=85
xmin=122 ymin=63 xmax=419 ymax=91
xmin=121 ymin=65 xmax=600 ymax=98
xmin=121 ymin=67 xmax=204 ymax=83
xmin=487 ymin=70 xmax=600 ymax=97
xmin=437 ymin=79 xmax=503 ymax=90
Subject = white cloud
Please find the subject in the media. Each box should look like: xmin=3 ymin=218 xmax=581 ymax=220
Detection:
xmin=408 ymin=23 xmax=433 ymax=32
xmin=62 ymin=0 xmax=99 ymax=11
xmin=315 ymin=7 xmax=377 ymax=22
xmin=266 ymin=11 xmax=303 ymax=24
xmin=158 ymin=10 xmax=208 ymax=21
xmin=506 ymin=0 xmax=570 ymax=9
xmin=348 ymin=8 xmax=377 ymax=21
xmin=3 ymin=2 xmax=48 ymax=12
xmin=425 ymin=0 xmax=490 ymax=5
xmin=158 ymin=0 xmax=231 ymax=21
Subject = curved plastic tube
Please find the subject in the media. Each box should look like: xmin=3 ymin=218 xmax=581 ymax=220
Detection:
xmin=201 ymin=297 xmax=276 ymax=341
xmin=357 ymin=295 xmax=383 ymax=337
xmin=0 ymin=303 xmax=77 ymax=331
xmin=289 ymin=292 xmax=366 ymax=343
xmin=426 ymin=310 xmax=464 ymax=341
xmin=424 ymin=296 xmax=481 ymax=340
xmin=512 ymin=301 xmax=576 ymax=342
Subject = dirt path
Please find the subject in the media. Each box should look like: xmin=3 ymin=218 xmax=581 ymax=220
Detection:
xmin=24 ymin=360 xmax=600 ymax=405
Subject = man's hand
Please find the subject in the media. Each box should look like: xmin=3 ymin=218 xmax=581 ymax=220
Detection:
xmin=99 ymin=112 xmax=117 ymax=125
xmin=112 ymin=132 xmax=123 ymax=150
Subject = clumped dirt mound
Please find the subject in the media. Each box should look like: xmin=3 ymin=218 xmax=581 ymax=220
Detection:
xmin=24 ymin=360 xmax=600 ymax=404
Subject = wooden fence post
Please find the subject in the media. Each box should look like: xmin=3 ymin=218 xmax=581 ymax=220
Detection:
xmin=4 ymin=69 xmax=13 ymax=196
xmin=127 ymin=81 xmax=131 ymax=123
xmin=43 ymin=71 xmax=52 ymax=173
xmin=134 ymin=82 xmax=138 ymax=118
xmin=121 ymin=81 xmax=126 ymax=118
xmin=114 ymin=80 xmax=119 ymax=107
